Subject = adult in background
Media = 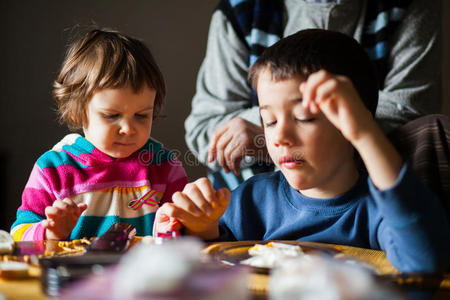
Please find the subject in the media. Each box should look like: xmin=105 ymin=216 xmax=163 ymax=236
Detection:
xmin=185 ymin=0 xmax=448 ymax=209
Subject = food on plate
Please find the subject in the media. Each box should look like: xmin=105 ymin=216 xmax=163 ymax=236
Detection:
xmin=241 ymin=242 xmax=308 ymax=268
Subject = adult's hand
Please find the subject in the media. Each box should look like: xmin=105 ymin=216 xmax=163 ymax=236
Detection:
xmin=207 ymin=117 xmax=267 ymax=175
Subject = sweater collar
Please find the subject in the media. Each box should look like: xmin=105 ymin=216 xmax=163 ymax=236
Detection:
xmin=54 ymin=133 xmax=159 ymax=167
xmin=281 ymin=171 xmax=368 ymax=213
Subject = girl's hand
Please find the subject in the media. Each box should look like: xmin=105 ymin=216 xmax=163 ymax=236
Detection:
xmin=42 ymin=198 xmax=87 ymax=240
xmin=155 ymin=178 xmax=230 ymax=240
xmin=300 ymin=70 xmax=376 ymax=143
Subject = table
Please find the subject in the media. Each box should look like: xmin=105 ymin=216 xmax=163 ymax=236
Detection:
xmin=0 ymin=240 xmax=449 ymax=299
xmin=204 ymin=241 xmax=450 ymax=299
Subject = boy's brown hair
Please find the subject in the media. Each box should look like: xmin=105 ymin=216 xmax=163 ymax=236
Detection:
xmin=53 ymin=28 xmax=166 ymax=130
xmin=248 ymin=29 xmax=379 ymax=117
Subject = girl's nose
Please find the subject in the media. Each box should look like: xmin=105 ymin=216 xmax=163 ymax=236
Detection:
xmin=119 ymin=119 xmax=136 ymax=135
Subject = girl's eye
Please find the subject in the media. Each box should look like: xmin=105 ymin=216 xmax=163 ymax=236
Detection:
xmin=135 ymin=114 xmax=150 ymax=119
xmin=103 ymin=114 xmax=119 ymax=120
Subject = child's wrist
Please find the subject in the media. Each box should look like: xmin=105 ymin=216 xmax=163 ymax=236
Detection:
xmin=185 ymin=224 xmax=219 ymax=240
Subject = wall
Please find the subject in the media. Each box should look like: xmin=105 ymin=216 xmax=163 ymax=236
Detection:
xmin=443 ymin=0 xmax=450 ymax=116
xmin=0 ymin=1 xmax=449 ymax=231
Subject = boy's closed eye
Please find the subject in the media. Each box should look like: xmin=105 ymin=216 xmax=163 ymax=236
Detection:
xmin=296 ymin=117 xmax=315 ymax=123
xmin=261 ymin=116 xmax=316 ymax=128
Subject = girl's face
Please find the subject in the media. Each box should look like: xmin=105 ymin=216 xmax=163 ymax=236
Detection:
xmin=83 ymin=85 xmax=156 ymax=158
xmin=257 ymin=69 xmax=357 ymax=198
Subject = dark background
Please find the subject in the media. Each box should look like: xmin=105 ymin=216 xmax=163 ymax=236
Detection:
xmin=0 ymin=1 xmax=449 ymax=231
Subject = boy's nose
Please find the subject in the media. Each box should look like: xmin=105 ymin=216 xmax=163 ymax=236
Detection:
xmin=273 ymin=122 xmax=295 ymax=147
xmin=119 ymin=120 xmax=136 ymax=135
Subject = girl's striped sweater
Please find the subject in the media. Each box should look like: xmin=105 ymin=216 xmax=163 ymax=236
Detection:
xmin=11 ymin=134 xmax=188 ymax=241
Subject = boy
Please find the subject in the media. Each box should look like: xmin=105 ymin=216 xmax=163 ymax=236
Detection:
xmin=155 ymin=29 xmax=450 ymax=273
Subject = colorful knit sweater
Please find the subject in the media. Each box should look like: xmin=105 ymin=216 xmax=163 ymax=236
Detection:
xmin=11 ymin=134 xmax=188 ymax=241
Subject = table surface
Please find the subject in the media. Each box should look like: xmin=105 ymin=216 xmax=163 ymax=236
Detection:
xmin=0 ymin=239 xmax=449 ymax=300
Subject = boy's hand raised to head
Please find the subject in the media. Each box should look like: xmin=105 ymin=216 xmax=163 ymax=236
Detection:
xmin=42 ymin=198 xmax=87 ymax=240
xmin=301 ymin=70 xmax=403 ymax=190
xmin=300 ymin=70 xmax=376 ymax=143
xmin=155 ymin=178 xmax=230 ymax=240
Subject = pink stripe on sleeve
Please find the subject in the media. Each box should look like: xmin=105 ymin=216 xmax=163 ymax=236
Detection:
xmin=41 ymin=160 xmax=151 ymax=193
xmin=21 ymin=223 xmax=46 ymax=241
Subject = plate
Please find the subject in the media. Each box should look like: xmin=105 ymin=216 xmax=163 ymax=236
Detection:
xmin=205 ymin=240 xmax=340 ymax=274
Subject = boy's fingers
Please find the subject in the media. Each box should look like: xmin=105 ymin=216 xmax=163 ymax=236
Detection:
xmin=194 ymin=178 xmax=215 ymax=201
xmin=304 ymin=70 xmax=330 ymax=107
xmin=168 ymin=218 xmax=183 ymax=232
xmin=184 ymin=183 xmax=214 ymax=215
xmin=216 ymin=188 xmax=231 ymax=209
xmin=172 ymin=191 xmax=203 ymax=216
xmin=315 ymin=78 xmax=338 ymax=105
xmin=155 ymin=203 xmax=173 ymax=221
xmin=195 ymin=177 xmax=226 ymax=215
xmin=159 ymin=203 xmax=198 ymax=226
xmin=310 ymin=102 xmax=320 ymax=114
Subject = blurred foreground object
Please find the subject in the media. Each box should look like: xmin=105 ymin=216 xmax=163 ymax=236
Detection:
xmin=269 ymin=255 xmax=401 ymax=300
xmin=59 ymin=237 xmax=250 ymax=300
xmin=0 ymin=230 xmax=15 ymax=254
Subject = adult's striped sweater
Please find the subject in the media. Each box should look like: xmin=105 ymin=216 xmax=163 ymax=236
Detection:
xmin=11 ymin=134 xmax=188 ymax=241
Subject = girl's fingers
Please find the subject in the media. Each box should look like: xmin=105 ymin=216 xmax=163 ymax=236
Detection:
xmin=52 ymin=200 xmax=67 ymax=210
xmin=45 ymin=206 xmax=58 ymax=218
xmin=62 ymin=198 xmax=77 ymax=209
xmin=41 ymin=219 xmax=49 ymax=228
xmin=42 ymin=218 xmax=55 ymax=229
xmin=77 ymin=203 xmax=88 ymax=213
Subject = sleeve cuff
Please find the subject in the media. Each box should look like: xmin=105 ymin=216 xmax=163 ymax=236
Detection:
xmin=368 ymin=163 xmax=427 ymax=227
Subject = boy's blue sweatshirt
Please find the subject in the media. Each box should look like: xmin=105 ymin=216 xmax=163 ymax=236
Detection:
xmin=218 ymin=164 xmax=450 ymax=273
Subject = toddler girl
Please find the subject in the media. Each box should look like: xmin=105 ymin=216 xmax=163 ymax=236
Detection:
xmin=11 ymin=29 xmax=188 ymax=241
